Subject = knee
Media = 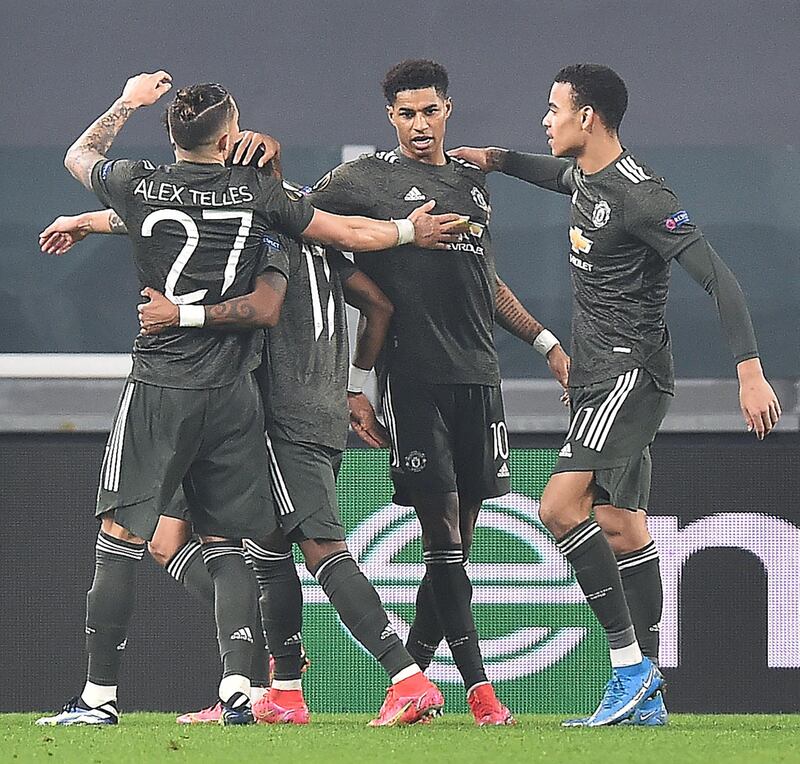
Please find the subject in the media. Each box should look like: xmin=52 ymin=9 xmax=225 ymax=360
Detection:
xmin=302 ymin=539 xmax=348 ymax=576
xmin=147 ymin=538 xmax=176 ymax=568
xmin=421 ymin=516 xmax=461 ymax=550
xmin=539 ymin=487 xmax=592 ymax=539
xmin=100 ymin=514 xmax=145 ymax=545
xmin=595 ymin=506 xmax=651 ymax=555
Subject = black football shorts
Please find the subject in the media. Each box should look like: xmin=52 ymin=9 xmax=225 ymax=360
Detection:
xmin=95 ymin=373 xmax=275 ymax=540
xmin=551 ymin=368 xmax=671 ymax=510
xmin=381 ymin=374 xmax=511 ymax=506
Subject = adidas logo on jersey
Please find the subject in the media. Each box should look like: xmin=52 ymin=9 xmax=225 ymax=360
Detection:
xmin=559 ymin=443 xmax=573 ymax=458
xmin=380 ymin=625 xmax=397 ymax=640
xmin=284 ymin=632 xmax=302 ymax=646
xmin=115 ymin=638 xmax=128 ymax=651
xmin=404 ymin=186 xmax=426 ymax=202
xmin=230 ymin=627 xmax=254 ymax=643
xmin=615 ymin=156 xmax=651 ymax=184
xmin=497 ymin=462 xmax=510 ymax=478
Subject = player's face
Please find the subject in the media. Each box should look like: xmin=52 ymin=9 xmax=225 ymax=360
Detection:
xmin=387 ymin=87 xmax=451 ymax=164
xmin=542 ymin=82 xmax=588 ymax=157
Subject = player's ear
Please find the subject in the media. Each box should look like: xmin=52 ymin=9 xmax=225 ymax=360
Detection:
xmin=580 ymin=105 xmax=594 ymax=131
xmin=217 ymin=132 xmax=231 ymax=156
xmin=443 ymin=97 xmax=453 ymax=120
xmin=385 ymin=103 xmax=396 ymax=126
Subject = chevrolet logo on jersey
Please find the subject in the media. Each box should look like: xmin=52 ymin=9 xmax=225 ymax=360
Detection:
xmin=569 ymin=226 xmax=593 ymax=255
xmin=466 ymin=219 xmax=485 ymax=238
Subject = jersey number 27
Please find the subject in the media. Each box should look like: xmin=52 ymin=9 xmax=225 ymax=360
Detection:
xmin=141 ymin=208 xmax=253 ymax=304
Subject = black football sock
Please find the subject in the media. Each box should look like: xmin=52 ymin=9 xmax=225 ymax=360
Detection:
xmin=617 ymin=541 xmax=663 ymax=664
xmin=406 ymin=572 xmax=444 ymax=672
xmin=245 ymin=541 xmax=304 ymax=682
xmin=165 ymin=538 xmax=214 ymax=604
xmin=164 ymin=540 xmax=269 ymax=685
xmin=243 ymin=547 xmax=271 ymax=688
xmin=556 ymin=520 xmax=640 ymax=665
xmin=201 ymin=541 xmax=258 ymax=681
xmin=85 ymin=530 xmax=145 ymax=686
xmin=423 ymin=547 xmax=487 ymax=689
xmin=314 ymin=551 xmax=415 ymax=679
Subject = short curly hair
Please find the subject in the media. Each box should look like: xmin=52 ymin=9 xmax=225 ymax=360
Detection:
xmin=382 ymin=60 xmax=449 ymax=104
xmin=554 ymin=64 xmax=628 ymax=132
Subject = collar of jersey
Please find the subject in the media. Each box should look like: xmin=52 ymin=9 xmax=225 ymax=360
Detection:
xmin=176 ymin=159 xmax=226 ymax=168
xmin=392 ymin=147 xmax=454 ymax=174
xmin=577 ymin=148 xmax=629 ymax=181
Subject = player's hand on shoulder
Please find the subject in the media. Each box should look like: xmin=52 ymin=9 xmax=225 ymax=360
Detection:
xmin=138 ymin=287 xmax=178 ymax=336
xmin=407 ymin=200 xmax=470 ymax=249
xmin=448 ymin=146 xmax=503 ymax=173
xmin=348 ymin=392 xmax=390 ymax=448
xmin=119 ymin=71 xmax=172 ymax=108
xmin=230 ymin=130 xmax=280 ymax=170
xmin=39 ymin=215 xmax=88 ymax=255
xmin=546 ymin=344 xmax=571 ymax=389
xmin=737 ymin=358 xmax=781 ymax=440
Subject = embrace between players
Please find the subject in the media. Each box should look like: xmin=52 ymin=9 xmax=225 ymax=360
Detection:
xmin=37 ymin=59 xmax=780 ymax=729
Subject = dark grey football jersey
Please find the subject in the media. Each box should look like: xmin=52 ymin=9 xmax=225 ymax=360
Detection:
xmin=91 ymin=158 xmax=313 ymax=389
xmin=307 ymin=149 xmax=500 ymax=385
xmin=256 ymin=234 xmax=357 ymax=451
xmin=544 ymin=150 xmax=702 ymax=393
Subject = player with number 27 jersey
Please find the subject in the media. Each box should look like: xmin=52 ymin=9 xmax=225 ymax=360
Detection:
xmin=91 ymin=157 xmax=313 ymax=388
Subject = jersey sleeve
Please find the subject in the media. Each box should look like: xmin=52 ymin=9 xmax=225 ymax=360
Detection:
xmin=258 ymin=174 xmax=316 ymax=237
xmin=500 ymin=152 xmax=574 ymax=194
xmin=326 ymin=248 xmax=360 ymax=282
xmin=306 ymin=161 xmax=372 ymax=215
xmin=623 ymin=184 xmax=703 ymax=261
xmin=675 ymin=238 xmax=759 ymax=363
xmin=90 ymin=158 xmax=139 ymax=216
xmin=255 ymin=231 xmax=293 ymax=280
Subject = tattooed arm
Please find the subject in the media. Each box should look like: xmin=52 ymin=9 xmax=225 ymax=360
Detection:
xmin=495 ymin=275 xmax=546 ymax=342
xmin=64 ymin=71 xmax=172 ymax=190
xmin=137 ymin=272 xmax=288 ymax=336
xmin=495 ymin=275 xmax=571 ymax=387
xmin=39 ymin=209 xmax=127 ymax=255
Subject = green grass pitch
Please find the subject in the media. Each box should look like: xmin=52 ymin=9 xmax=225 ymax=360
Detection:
xmin=2 ymin=714 xmax=799 ymax=763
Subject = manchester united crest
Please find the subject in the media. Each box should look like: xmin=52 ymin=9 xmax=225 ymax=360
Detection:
xmin=591 ymin=200 xmax=611 ymax=228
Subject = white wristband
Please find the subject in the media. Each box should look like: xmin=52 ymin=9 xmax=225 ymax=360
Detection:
xmin=393 ymin=218 xmax=415 ymax=246
xmin=178 ymin=305 xmax=205 ymax=328
xmin=533 ymin=329 xmax=559 ymax=356
xmin=347 ymin=364 xmax=371 ymax=394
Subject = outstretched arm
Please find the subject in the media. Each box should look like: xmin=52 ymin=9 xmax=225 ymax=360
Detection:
xmin=448 ymin=147 xmax=572 ymax=194
xmin=39 ymin=209 xmax=127 ymax=255
xmin=675 ymin=238 xmax=781 ymax=438
xmin=137 ymin=272 xmax=288 ymax=336
xmin=301 ymin=201 xmax=467 ymax=253
xmin=64 ymin=71 xmax=172 ymax=190
xmin=495 ymin=275 xmax=570 ymax=387
xmin=342 ymin=270 xmax=394 ymax=448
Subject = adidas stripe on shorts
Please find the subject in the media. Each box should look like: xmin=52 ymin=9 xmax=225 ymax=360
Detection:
xmin=552 ymin=369 xmax=671 ymax=510
xmin=264 ymin=434 xmax=346 ymax=543
xmin=381 ymin=376 xmax=510 ymax=506
xmin=95 ymin=373 xmax=275 ymax=541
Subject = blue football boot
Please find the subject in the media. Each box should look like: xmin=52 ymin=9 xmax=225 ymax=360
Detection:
xmin=620 ymin=689 xmax=668 ymax=726
xmin=562 ymin=657 xmax=663 ymax=727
